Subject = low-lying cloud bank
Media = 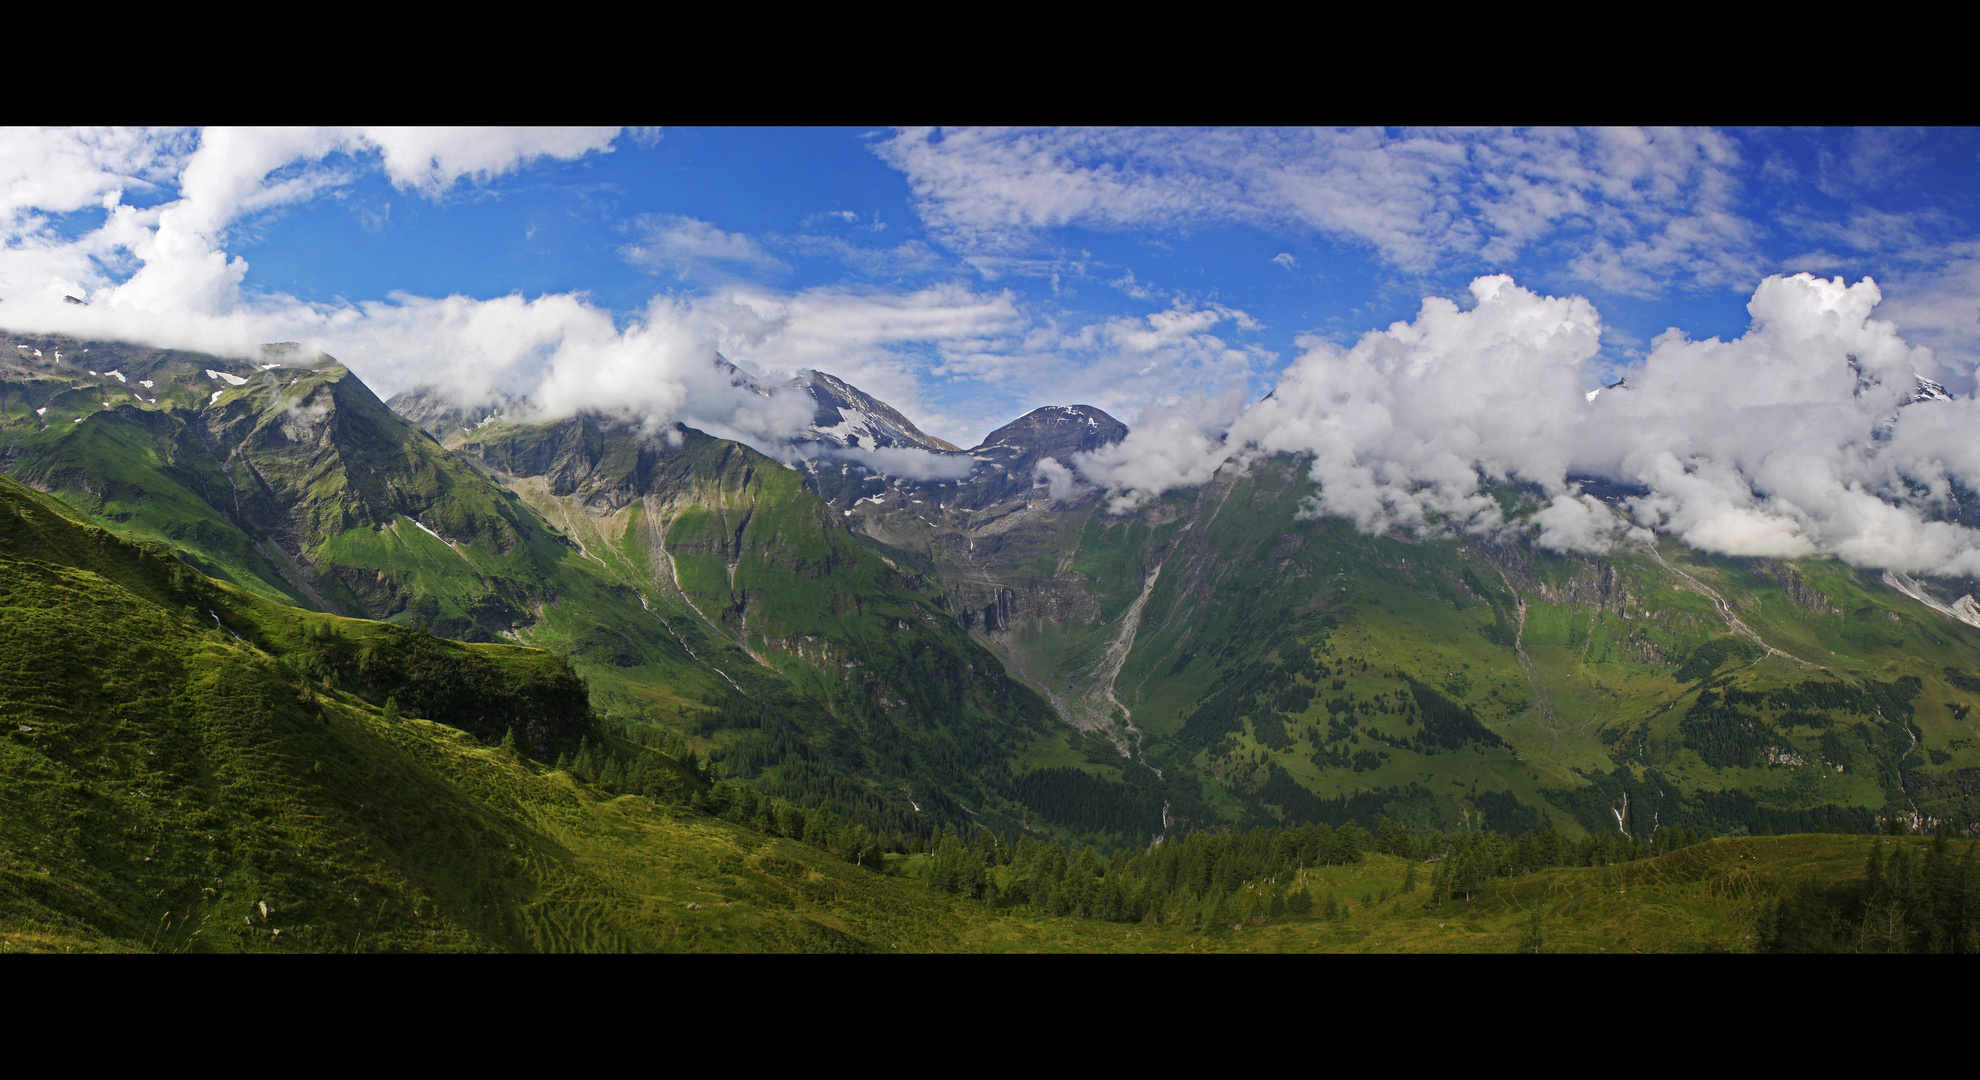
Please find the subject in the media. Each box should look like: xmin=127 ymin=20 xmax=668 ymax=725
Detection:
xmin=1077 ymin=272 xmax=1980 ymax=578
xmin=13 ymin=262 xmax=1979 ymax=579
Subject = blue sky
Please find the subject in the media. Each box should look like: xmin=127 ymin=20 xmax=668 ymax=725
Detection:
xmin=4 ymin=127 xmax=1978 ymax=447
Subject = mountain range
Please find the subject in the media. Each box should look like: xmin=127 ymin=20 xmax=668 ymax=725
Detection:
xmin=5 ymin=327 xmax=1980 ymax=885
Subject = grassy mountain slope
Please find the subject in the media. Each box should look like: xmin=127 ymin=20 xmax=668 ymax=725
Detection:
xmin=0 ymin=337 xmax=790 ymax=744
xmin=0 ymin=472 xmax=1112 ymax=952
xmin=444 ymin=413 xmax=1083 ymax=836
xmin=0 ymin=452 xmax=1945 ymax=954
xmin=0 ymin=473 xmax=591 ymax=949
xmin=838 ymin=450 xmax=1980 ymax=841
xmin=0 ymin=333 xmax=613 ymax=639
xmin=14 ymin=325 xmax=1978 ymax=855
xmin=0 ymin=332 xmax=1085 ymax=843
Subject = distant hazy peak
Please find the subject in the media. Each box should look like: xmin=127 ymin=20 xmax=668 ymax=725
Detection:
xmin=714 ymin=354 xmax=773 ymax=397
xmin=388 ymin=385 xmax=531 ymax=439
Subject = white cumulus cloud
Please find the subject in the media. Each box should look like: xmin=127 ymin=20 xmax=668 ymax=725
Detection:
xmin=1077 ymin=271 xmax=1980 ymax=578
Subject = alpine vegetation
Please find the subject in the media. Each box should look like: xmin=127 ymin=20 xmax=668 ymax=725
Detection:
xmin=3 ymin=126 xmax=1980 ymax=953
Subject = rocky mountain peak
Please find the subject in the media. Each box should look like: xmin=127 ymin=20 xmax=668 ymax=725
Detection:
xmin=1909 ymin=373 xmax=1955 ymax=404
xmin=971 ymin=404 xmax=1127 ymax=460
xmin=788 ymin=369 xmax=961 ymax=453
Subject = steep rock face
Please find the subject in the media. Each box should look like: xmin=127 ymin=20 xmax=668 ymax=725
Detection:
xmin=748 ymin=395 xmax=1143 ymax=736
xmin=456 ymin=412 xmax=650 ymax=510
xmin=802 ymin=402 xmax=1127 ymax=516
xmin=791 ymin=400 xmax=1149 ymax=740
xmin=1753 ymin=559 xmax=1845 ymax=617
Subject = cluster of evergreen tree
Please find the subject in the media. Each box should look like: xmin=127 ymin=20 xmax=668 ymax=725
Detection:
xmin=1764 ymin=828 xmax=1980 ymax=953
xmin=1424 ymin=824 xmax=1703 ymax=903
xmin=548 ymin=720 xmax=936 ymax=870
xmin=911 ymin=819 xmax=1373 ymax=928
xmin=553 ymin=730 xmax=711 ymax=805
xmin=1013 ymin=767 xmax=1162 ymax=837
xmin=294 ymin=619 xmax=595 ymax=748
xmin=1173 ymin=613 xmax=1345 ymax=752
xmin=1679 ymin=675 xmax=1920 ymax=775
xmin=692 ymin=692 xmax=1040 ymax=839
xmin=905 ymin=815 xmax=1706 ymax=931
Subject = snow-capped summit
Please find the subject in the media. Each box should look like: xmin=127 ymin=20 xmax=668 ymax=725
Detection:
xmin=1909 ymin=373 xmax=1954 ymax=404
xmin=1868 ymin=373 xmax=1959 ymax=443
xmin=786 ymin=369 xmax=961 ymax=453
xmin=1584 ymin=375 xmax=1628 ymax=403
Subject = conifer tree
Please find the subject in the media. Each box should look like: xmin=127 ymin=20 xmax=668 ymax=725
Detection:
xmin=1236 ymin=889 xmax=1259 ymax=925
xmin=1517 ymin=908 xmax=1546 ymax=954
xmin=1207 ymin=889 xmax=1230 ymax=931
xmin=499 ymin=727 xmax=517 ymax=754
xmin=803 ymin=807 xmax=837 ymax=849
xmin=1923 ymin=825 xmax=1959 ymax=953
xmin=1955 ymin=841 xmax=1979 ymax=954
xmin=732 ymin=787 xmax=759 ymax=825
xmin=382 ymin=695 xmax=400 ymax=723
xmin=1047 ymin=880 xmax=1073 ymax=917
xmin=1450 ymin=838 xmax=1484 ymax=901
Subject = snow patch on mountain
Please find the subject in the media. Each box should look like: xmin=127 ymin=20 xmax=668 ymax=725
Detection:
xmin=785 ymin=369 xmax=961 ymax=454
xmin=1909 ymin=373 xmax=1954 ymax=404
xmin=1882 ymin=570 xmax=1980 ymax=629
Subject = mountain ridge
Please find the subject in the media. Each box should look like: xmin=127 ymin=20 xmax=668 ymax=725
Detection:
xmin=10 ymin=327 xmax=1980 ymax=850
